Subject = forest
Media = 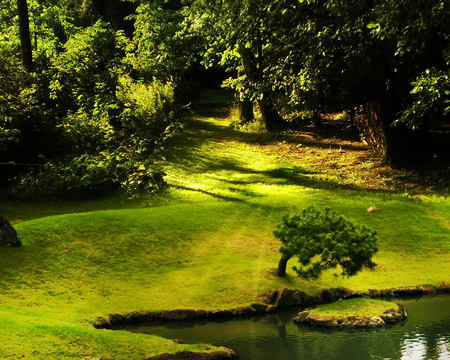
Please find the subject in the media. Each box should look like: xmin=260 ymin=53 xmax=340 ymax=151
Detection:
xmin=0 ymin=1 xmax=449 ymax=360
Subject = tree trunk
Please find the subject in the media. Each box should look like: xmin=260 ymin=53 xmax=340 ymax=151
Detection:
xmin=277 ymin=253 xmax=292 ymax=277
xmin=17 ymin=0 xmax=33 ymax=72
xmin=361 ymin=101 xmax=389 ymax=159
xmin=238 ymin=46 xmax=283 ymax=132
xmin=258 ymin=94 xmax=283 ymax=132
xmin=361 ymin=100 xmax=431 ymax=167
xmin=239 ymin=97 xmax=254 ymax=124
xmin=311 ymin=110 xmax=323 ymax=128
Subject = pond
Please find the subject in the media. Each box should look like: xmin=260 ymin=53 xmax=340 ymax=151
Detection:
xmin=120 ymin=295 xmax=450 ymax=360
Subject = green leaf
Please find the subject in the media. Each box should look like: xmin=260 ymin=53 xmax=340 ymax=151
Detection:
xmin=366 ymin=23 xmax=379 ymax=29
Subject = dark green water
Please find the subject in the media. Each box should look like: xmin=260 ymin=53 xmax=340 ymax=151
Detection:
xmin=123 ymin=296 xmax=450 ymax=360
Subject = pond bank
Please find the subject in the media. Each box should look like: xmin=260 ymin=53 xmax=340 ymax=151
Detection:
xmin=94 ymin=283 xmax=450 ymax=329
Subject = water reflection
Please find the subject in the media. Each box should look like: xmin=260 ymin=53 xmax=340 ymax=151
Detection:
xmin=121 ymin=296 xmax=450 ymax=360
xmin=401 ymin=335 xmax=426 ymax=360
xmin=438 ymin=338 xmax=450 ymax=360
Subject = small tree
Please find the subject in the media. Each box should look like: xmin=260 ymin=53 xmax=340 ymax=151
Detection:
xmin=274 ymin=206 xmax=378 ymax=278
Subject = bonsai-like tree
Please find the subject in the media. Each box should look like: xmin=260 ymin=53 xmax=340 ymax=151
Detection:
xmin=274 ymin=206 xmax=378 ymax=278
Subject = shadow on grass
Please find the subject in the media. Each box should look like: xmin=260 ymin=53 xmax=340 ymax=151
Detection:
xmin=170 ymin=184 xmax=246 ymax=202
xmin=163 ymin=106 xmax=393 ymax=198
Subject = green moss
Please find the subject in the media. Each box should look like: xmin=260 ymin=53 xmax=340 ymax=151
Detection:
xmin=310 ymin=299 xmax=398 ymax=320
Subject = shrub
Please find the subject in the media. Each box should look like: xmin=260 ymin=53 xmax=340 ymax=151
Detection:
xmin=274 ymin=206 xmax=378 ymax=278
xmin=5 ymin=22 xmax=177 ymax=198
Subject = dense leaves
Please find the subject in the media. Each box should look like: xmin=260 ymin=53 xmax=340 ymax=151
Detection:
xmin=0 ymin=0 xmax=178 ymax=197
xmin=274 ymin=206 xmax=378 ymax=279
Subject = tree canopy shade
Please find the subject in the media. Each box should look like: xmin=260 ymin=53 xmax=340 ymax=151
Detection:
xmin=0 ymin=0 xmax=448 ymax=196
xmin=188 ymin=0 xmax=287 ymax=130
xmin=274 ymin=206 xmax=378 ymax=278
xmin=187 ymin=0 xmax=449 ymax=166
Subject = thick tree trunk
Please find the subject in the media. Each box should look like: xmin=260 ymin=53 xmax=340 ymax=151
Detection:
xmin=238 ymin=46 xmax=283 ymax=132
xmin=362 ymin=101 xmax=389 ymax=159
xmin=239 ymin=97 xmax=254 ymax=124
xmin=277 ymin=253 xmax=292 ymax=277
xmin=258 ymin=94 xmax=283 ymax=132
xmin=362 ymin=100 xmax=431 ymax=167
xmin=17 ymin=0 xmax=33 ymax=72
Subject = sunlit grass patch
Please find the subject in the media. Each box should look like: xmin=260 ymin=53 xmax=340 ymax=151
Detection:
xmin=0 ymin=104 xmax=449 ymax=359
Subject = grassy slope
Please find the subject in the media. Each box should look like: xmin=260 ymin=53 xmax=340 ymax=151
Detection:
xmin=0 ymin=101 xmax=449 ymax=359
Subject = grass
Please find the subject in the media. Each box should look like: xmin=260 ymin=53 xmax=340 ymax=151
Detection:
xmin=0 ymin=92 xmax=449 ymax=359
xmin=310 ymin=298 xmax=398 ymax=319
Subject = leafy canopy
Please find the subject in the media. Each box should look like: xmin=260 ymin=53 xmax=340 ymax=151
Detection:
xmin=274 ymin=206 xmax=378 ymax=279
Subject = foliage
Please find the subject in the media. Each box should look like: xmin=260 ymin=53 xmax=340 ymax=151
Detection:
xmin=274 ymin=206 xmax=378 ymax=279
xmin=130 ymin=0 xmax=198 ymax=80
xmin=397 ymin=69 xmax=450 ymax=129
xmin=11 ymin=152 xmax=166 ymax=198
xmin=0 ymin=7 xmax=178 ymax=197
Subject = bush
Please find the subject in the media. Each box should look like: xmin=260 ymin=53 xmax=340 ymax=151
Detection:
xmin=12 ymin=152 xmax=166 ymax=198
xmin=274 ymin=206 xmax=378 ymax=278
xmin=5 ymin=22 xmax=177 ymax=198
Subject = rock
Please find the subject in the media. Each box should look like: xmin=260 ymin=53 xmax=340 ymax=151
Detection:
xmin=0 ymin=217 xmax=21 ymax=247
xmin=393 ymin=286 xmax=426 ymax=297
xmin=250 ymin=303 xmax=268 ymax=312
xmin=292 ymin=310 xmax=309 ymax=323
xmin=367 ymin=206 xmax=380 ymax=213
xmin=307 ymin=314 xmax=338 ymax=327
xmin=160 ymin=310 xmax=199 ymax=321
xmin=145 ymin=349 xmax=237 ymax=360
xmin=231 ymin=307 xmax=256 ymax=316
xmin=341 ymin=316 xmax=385 ymax=328
xmin=435 ymin=283 xmax=450 ymax=293
xmin=260 ymin=288 xmax=306 ymax=309
xmin=172 ymin=339 xmax=187 ymax=344
xmin=321 ymin=288 xmax=359 ymax=303
xmin=210 ymin=309 xmax=234 ymax=319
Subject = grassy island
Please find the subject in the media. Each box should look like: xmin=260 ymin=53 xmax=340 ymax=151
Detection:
xmin=310 ymin=298 xmax=400 ymax=319
xmin=294 ymin=298 xmax=407 ymax=328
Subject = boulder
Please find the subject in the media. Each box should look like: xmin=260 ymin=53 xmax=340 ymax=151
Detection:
xmin=0 ymin=217 xmax=21 ymax=247
xmin=321 ymin=287 xmax=360 ymax=303
xmin=340 ymin=316 xmax=385 ymax=328
xmin=259 ymin=288 xmax=306 ymax=309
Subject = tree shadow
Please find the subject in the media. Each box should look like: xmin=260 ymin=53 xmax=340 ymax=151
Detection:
xmin=170 ymin=184 xmax=246 ymax=203
xmin=162 ymin=107 xmax=394 ymax=198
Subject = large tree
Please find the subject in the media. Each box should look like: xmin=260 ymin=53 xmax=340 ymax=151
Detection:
xmin=267 ymin=0 xmax=449 ymax=166
xmin=16 ymin=0 xmax=33 ymax=71
xmin=189 ymin=0 xmax=285 ymax=131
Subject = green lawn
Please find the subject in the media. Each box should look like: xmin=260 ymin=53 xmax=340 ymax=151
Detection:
xmin=0 ymin=101 xmax=449 ymax=359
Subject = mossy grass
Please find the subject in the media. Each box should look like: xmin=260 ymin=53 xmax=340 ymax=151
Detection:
xmin=0 ymin=98 xmax=449 ymax=358
xmin=310 ymin=298 xmax=398 ymax=320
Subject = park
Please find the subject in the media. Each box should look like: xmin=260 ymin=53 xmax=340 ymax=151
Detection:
xmin=0 ymin=1 xmax=449 ymax=359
